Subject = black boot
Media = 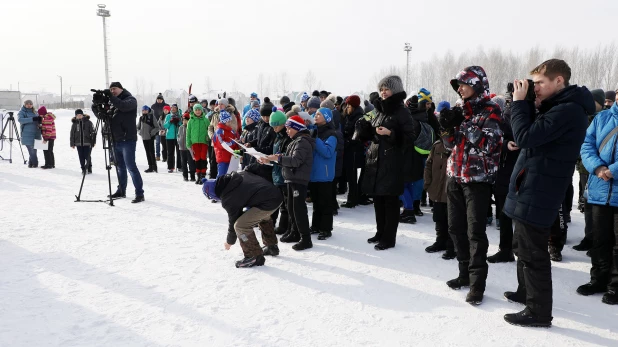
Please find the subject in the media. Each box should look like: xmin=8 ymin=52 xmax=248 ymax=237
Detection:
xmin=399 ymin=209 xmax=416 ymax=224
xmin=466 ymin=290 xmax=484 ymax=306
xmin=235 ymin=255 xmax=266 ymax=268
xmin=487 ymin=249 xmax=515 ymax=263
xmin=274 ymin=226 xmax=286 ymax=235
xmin=317 ymin=230 xmax=332 ymax=240
xmin=144 ymin=167 xmax=154 ymax=173
xmin=447 ymin=262 xmax=469 ymax=289
xmin=109 ymin=191 xmax=126 ymax=199
xmin=425 ymin=241 xmax=447 ymax=253
xmin=504 ymin=307 xmax=552 ymax=327
xmin=572 ymin=238 xmax=593 ymax=251
xmin=280 ymin=230 xmax=300 ymax=243
xmin=576 ymin=282 xmax=608 ymax=296
xmin=413 ymin=200 xmax=423 ymax=216
xmin=602 ymin=290 xmax=618 ymax=305
xmin=262 ymin=245 xmax=280 ymax=256
xmin=131 ymin=196 xmax=145 ymax=203
xmin=292 ymin=237 xmax=313 ymax=251
xmin=340 ymin=201 xmax=357 ymax=208
xmin=367 ymin=235 xmax=380 ymax=244
xmin=442 ymin=250 xmax=457 ymax=260
xmin=549 ymin=246 xmax=562 ymax=262
xmin=504 ymin=291 xmax=526 ymax=305
xmin=374 ymin=243 xmax=395 ymax=250
xmin=195 ymin=173 xmax=202 ymax=185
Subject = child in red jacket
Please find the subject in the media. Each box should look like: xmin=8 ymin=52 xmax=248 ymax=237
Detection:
xmin=213 ymin=109 xmax=239 ymax=177
xmin=39 ymin=106 xmax=56 ymax=169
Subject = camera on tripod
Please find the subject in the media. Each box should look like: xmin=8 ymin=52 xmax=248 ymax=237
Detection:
xmin=90 ymin=89 xmax=115 ymax=121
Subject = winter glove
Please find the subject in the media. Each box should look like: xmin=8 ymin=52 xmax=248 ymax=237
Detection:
xmin=171 ymin=117 xmax=180 ymax=124
xmin=233 ymin=149 xmax=242 ymax=156
xmin=32 ymin=116 xmax=41 ymax=121
xmin=438 ymin=107 xmax=465 ymax=129
xmin=103 ymin=89 xmax=112 ymax=97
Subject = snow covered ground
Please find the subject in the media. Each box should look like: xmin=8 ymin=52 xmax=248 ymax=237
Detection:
xmin=1 ymin=109 xmax=617 ymax=347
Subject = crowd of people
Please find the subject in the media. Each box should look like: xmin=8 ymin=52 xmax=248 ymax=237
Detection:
xmin=14 ymin=58 xmax=618 ymax=328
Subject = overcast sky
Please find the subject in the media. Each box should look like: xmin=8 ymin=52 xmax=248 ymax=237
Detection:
xmin=1 ymin=0 xmax=616 ymax=97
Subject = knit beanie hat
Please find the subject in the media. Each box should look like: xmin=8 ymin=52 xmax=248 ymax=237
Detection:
xmin=307 ymin=96 xmax=321 ymax=109
xmin=346 ymin=95 xmax=361 ymax=108
xmin=377 ymin=75 xmax=405 ymax=94
xmin=320 ymin=99 xmax=335 ymax=110
xmin=37 ymin=106 xmax=47 ymax=115
xmin=417 ymin=88 xmax=432 ymax=105
xmin=75 ymin=109 xmax=84 ymax=116
xmin=261 ymin=105 xmax=274 ymax=118
xmin=193 ymin=104 xmax=205 ymax=114
xmin=269 ymin=110 xmax=287 ymax=127
xmin=142 ymin=105 xmax=151 ymax=111
xmin=605 ymin=90 xmax=616 ymax=101
xmin=163 ymin=105 xmax=171 ymax=112
xmin=109 ymin=82 xmax=123 ymax=89
xmin=317 ymin=108 xmax=333 ymax=123
xmin=251 ymin=100 xmax=260 ymax=108
xmin=285 ymin=115 xmax=307 ymax=131
xmin=156 ymin=93 xmax=164 ymax=101
xmin=436 ymin=101 xmax=451 ymax=113
xmin=301 ymin=92 xmax=310 ymax=102
xmin=591 ymin=89 xmax=605 ymax=107
xmin=219 ymin=109 xmax=232 ymax=124
xmin=188 ymin=94 xmax=198 ymax=103
xmin=250 ymin=92 xmax=258 ymax=98
xmin=280 ymin=96 xmax=291 ymax=105
xmin=246 ymin=108 xmax=261 ymax=123
xmin=218 ymin=98 xmax=229 ymax=107
xmin=363 ymin=100 xmax=375 ymax=113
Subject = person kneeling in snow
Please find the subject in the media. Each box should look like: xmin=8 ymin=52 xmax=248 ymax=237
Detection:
xmin=203 ymin=171 xmax=283 ymax=268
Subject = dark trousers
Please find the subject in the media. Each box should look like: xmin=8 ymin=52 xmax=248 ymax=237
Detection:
xmin=208 ymin=143 xmax=218 ymax=178
xmin=166 ymin=139 xmax=180 ymax=170
xmin=310 ymin=181 xmax=334 ymax=232
xmin=581 ymin=173 xmax=594 ymax=243
xmin=337 ymin=175 xmax=347 ymax=193
xmin=76 ymin=146 xmax=92 ymax=170
xmin=331 ymin=179 xmax=340 ymax=211
xmin=179 ymin=150 xmax=196 ymax=179
xmin=433 ymin=202 xmax=454 ymax=251
xmin=495 ymin=192 xmax=514 ymax=251
xmin=447 ymin=178 xmax=492 ymax=292
xmin=344 ymin=164 xmax=359 ymax=205
xmin=277 ymin=186 xmax=290 ymax=232
xmin=549 ymin=207 xmax=567 ymax=251
xmin=579 ymin=173 xmax=589 ymax=202
xmin=288 ymin=183 xmax=310 ymax=237
xmin=143 ymin=139 xmax=157 ymax=170
xmin=373 ymin=195 xmax=401 ymax=246
xmin=590 ymin=204 xmax=618 ymax=290
xmin=513 ymin=219 xmax=553 ymax=318
xmin=43 ymin=139 xmax=55 ymax=167
xmin=563 ymin=182 xmax=574 ymax=216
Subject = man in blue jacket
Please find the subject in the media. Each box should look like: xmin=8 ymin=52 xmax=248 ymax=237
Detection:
xmin=104 ymin=82 xmax=145 ymax=203
xmin=578 ymin=100 xmax=618 ymax=305
xmin=503 ymin=59 xmax=594 ymax=327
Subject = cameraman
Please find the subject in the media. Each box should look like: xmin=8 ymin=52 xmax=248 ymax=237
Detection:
xmin=502 ymin=59 xmax=594 ymax=327
xmin=104 ymin=82 xmax=145 ymax=203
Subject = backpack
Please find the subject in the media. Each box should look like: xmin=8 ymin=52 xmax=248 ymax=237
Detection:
xmin=414 ymin=121 xmax=435 ymax=155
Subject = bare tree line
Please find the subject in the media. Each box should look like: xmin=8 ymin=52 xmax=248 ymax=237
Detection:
xmin=369 ymin=43 xmax=618 ymax=103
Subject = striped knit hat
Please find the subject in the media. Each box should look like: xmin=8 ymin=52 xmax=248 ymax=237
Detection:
xmin=418 ymin=88 xmax=432 ymax=105
xmin=285 ymin=115 xmax=307 ymax=131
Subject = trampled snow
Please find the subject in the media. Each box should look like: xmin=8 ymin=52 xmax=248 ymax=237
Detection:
xmin=1 ymin=110 xmax=617 ymax=347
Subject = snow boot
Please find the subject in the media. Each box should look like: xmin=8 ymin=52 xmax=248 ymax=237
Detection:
xmin=109 ymin=191 xmax=126 ymax=199
xmin=573 ymin=238 xmax=593 ymax=251
xmin=367 ymin=235 xmax=380 ymax=244
xmin=144 ymin=167 xmax=155 ymax=173
xmin=602 ymin=290 xmax=618 ymax=305
xmin=274 ymin=226 xmax=287 ymax=235
xmin=504 ymin=308 xmax=552 ymax=328
xmin=413 ymin=201 xmax=423 ymax=216
xmin=487 ymin=249 xmax=515 ymax=263
xmin=262 ymin=245 xmax=280 ymax=257
xmin=504 ymin=291 xmax=526 ymax=305
xmin=317 ymin=230 xmax=332 ymax=240
xmin=442 ymin=250 xmax=457 ymax=260
xmin=446 ymin=277 xmax=470 ymax=290
xmin=292 ymin=237 xmax=313 ymax=251
xmin=466 ymin=290 xmax=484 ymax=306
xmin=340 ymin=201 xmax=357 ymax=208
xmin=549 ymin=246 xmax=562 ymax=262
xmin=131 ymin=196 xmax=145 ymax=204
xmin=235 ymin=255 xmax=266 ymax=268
xmin=280 ymin=230 xmax=300 ymax=243
xmin=576 ymin=282 xmax=608 ymax=296
xmin=374 ymin=243 xmax=395 ymax=251
xmin=399 ymin=209 xmax=416 ymax=224
xmin=425 ymin=242 xmax=447 ymax=253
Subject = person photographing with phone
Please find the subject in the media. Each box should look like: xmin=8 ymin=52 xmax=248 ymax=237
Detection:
xmin=502 ymin=59 xmax=594 ymax=327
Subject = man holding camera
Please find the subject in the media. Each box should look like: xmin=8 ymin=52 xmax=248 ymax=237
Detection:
xmin=105 ymin=82 xmax=145 ymax=203
xmin=503 ymin=59 xmax=594 ymax=327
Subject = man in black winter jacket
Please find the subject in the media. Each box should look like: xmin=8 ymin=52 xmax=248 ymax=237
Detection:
xmin=203 ymin=171 xmax=282 ymax=268
xmin=151 ymin=94 xmax=169 ymax=161
xmin=503 ymin=59 xmax=594 ymax=327
xmin=100 ymin=82 xmax=145 ymax=203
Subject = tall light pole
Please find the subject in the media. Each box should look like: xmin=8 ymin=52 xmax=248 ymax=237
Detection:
xmin=404 ymin=43 xmax=412 ymax=93
xmin=58 ymin=75 xmax=63 ymax=108
xmin=96 ymin=4 xmax=111 ymax=87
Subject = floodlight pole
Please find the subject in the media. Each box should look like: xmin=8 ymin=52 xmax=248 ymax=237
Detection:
xmin=97 ymin=4 xmax=111 ymax=87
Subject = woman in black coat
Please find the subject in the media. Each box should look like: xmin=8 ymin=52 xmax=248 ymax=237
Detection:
xmin=362 ymin=75 xmax=417 ymax=250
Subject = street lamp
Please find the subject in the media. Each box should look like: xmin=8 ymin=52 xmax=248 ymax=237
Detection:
xmin=96 ymin=4 xmax=111 ymax=87
xmin=58 ymin=75 xmax=63 ymax=108
xmin=404 ymin=43 xmax=412 ymax=93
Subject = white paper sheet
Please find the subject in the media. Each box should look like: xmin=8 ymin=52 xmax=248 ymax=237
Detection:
xmin=34 ymin=139 xmax=48 ymax=150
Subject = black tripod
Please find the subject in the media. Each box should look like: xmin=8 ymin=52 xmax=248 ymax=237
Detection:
xmin=75 ymin=116 xmax=120 ymax=206
xmin=0 ymin=112 xmax=27 ymax=164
